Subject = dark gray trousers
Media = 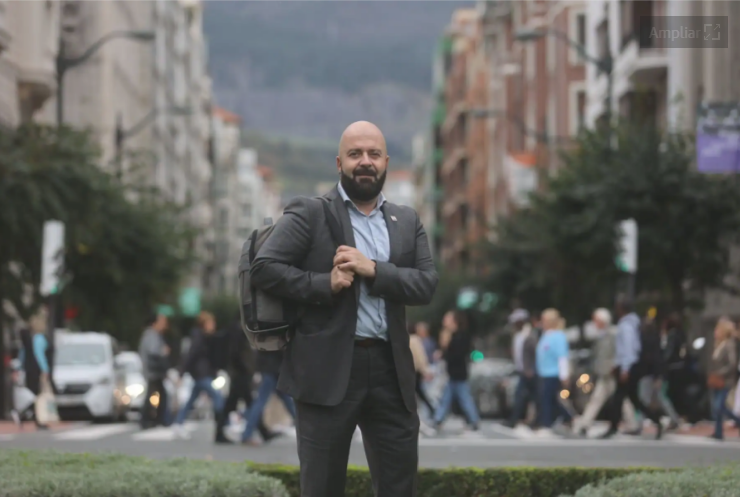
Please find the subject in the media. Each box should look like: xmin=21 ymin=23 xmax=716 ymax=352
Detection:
xmin=295 ymin=341 xmax=419 ymax=497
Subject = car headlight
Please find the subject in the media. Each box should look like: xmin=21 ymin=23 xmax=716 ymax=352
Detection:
xmin=211 ymin=376 xmax=226 ymax=390
xmin=125 ymin=384 xmax=145 ymax=397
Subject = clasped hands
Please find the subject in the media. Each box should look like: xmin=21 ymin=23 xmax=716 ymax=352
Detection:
xmin=330 ymin=245 xmax=375 ymax=294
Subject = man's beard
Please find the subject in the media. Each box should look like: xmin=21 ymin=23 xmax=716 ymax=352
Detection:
xmin=340 ymin=165 xmax=386 ymax=203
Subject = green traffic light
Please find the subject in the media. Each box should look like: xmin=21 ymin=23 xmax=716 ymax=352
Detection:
xmin=471 ymin=350 xmax=484 ymax=362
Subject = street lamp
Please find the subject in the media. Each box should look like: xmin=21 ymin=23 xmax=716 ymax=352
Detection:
xmin=114 ymin=106 xmax=192 ymax=179
xmin=468 ymin=108 xmax=571 ymax=144
xmin=56 ymin=30 xmax=156 ymax=124
xmin=514 ymin=28 xmax=613 ymax=123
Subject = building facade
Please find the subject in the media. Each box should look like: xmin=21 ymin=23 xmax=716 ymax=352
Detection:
xmin=210 ymin=106 xmax=242 ymax=295
xmin=0 ymin=0 xmax=60 ymax=127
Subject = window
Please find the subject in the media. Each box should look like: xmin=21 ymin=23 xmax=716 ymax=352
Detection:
xmin=569 ymin=10 xmax=587 ymax=65
xmin=219 ymin=207 xmax=228 ymax=229
xmin=577 ymin=13 xmax=586 ymax=47
xmin=569 ymin=83 xmax=587 ymax=136
xmin=55 ymin=343 xmax=108 ymax=367
xmin=576 ymin=91 xmax=587 ymax=132
xmin=460 ymin=158 xmax=469 ymax=186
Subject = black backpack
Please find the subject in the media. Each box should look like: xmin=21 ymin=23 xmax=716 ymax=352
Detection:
xmin=238 ymin=197 xmax=344 ymax=351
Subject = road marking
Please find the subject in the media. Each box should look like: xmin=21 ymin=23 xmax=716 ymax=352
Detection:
xmin=54 ymin=424 xmax=135 ymax=441
xmin=418 ymin=435 xmax=740 ymax=448
xmin=131 ymin=422 xmax=199 ymax=441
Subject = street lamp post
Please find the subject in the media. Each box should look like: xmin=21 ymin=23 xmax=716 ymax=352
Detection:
xmin=114 ymin=106 xmax=191 ymax=179
xmin=56 ymin=30 xmax=155 ymax=124
xmin=514 ymin=27 xmax=613 ymax=126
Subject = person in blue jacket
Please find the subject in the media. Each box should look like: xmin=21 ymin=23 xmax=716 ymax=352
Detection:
xmin=18 ymin=306 xmax=53 ymax=429
xmin=536 ymin=308 xmax=572 ymax=430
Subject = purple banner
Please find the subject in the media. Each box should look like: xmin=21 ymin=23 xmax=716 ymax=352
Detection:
xmin=696 ymin=102 xmax=740 ymax=174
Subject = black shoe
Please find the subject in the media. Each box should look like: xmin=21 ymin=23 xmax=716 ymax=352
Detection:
xmin=213 ymin=411 xmax=233 ymax=444
xmin=261 ymin=430 xmax=282 ymax=443
xmin=578 ymin=428 xmax=588 ymax=437
xmin=622 ymin=428 xmax=642 ymax=436
xmin=654 ymin=423 xmax=663 ymax=440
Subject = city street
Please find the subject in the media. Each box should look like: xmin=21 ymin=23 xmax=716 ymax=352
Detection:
xmin=3 ymin=417 xmax=740 ymax=469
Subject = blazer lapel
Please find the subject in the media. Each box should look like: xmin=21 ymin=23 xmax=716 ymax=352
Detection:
xmin=381 ymin=203 xmax=402 ymax=265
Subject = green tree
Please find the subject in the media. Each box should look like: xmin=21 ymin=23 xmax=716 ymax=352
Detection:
xmin=0 ymin=124 xmax=195 ymax=346
xmin=485 ymin=121 xmax=740 ymax=324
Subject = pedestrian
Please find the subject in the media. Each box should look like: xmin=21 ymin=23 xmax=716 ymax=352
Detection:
xmin=17 ymin=306 xmax=53 ymax=429
xmin=240 ymin=348 xmax=296 ymax=445
xmin=249 ymin=120 xmax=438 ymax=496
xmin=535 ymin=309 xmax=572 ymax=431
xmin=138 ymin=312 xmax=171 ymax=430
xmin=415 ymin=321 xmax=436 ymax=365
xmin=707 ymin=317 xmax=740 ymax=440
xmin=172 ymin=311 xmax=231 ymax=444
xmin=655 ymin=312 xmax=683 ymax=430
xmin=600 ymin=296 xmax=663 ymax=440
xmin=408 ymin=322 xmax=436 ymax=423
xmin=504 ymin=309 xmax=538 ymax=429
xmin=431 ymin=310 xmax=480 ymax=433
xmin=627 ymin=308 xmax=668 ymax=436
xmin=573 ymin=308 xmax=636 ymax=436
xmin=222 ymin=312 xmax=278 ymax=442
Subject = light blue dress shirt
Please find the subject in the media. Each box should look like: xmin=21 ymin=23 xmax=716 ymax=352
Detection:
xmin=337 ymin=182 xmax=390 ymax=340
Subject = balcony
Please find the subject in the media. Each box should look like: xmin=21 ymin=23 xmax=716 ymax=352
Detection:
xmin=618 ymin=0 xmax=667 ymax=85
xmin=441 ymin=146 xmax=466 ymax=177
xmin=11 ymin=1 xmax=59 ymax=121
xmin=0 ymin=2 xmax=11 ymax=54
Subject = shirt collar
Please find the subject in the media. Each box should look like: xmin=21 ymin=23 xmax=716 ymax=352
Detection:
xmin=337 ymin=181 xmax=386 ymax=213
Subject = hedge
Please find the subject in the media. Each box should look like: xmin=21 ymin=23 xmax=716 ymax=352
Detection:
xmin=564 ymin=463 xmax=740 ymax=497
xmin=0 ymin=450 xmax=288 ymax=497
xmin=2 ymin=449 xmax=703 ymax=497
xmin=249 ymin=463 xmax=662 ymax=497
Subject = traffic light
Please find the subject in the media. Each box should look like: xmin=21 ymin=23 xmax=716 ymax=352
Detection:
xmin=470 ymin=350 xmax=484 ymax=362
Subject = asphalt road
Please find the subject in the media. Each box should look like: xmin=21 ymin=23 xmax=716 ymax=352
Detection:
xmin=3 ymin=417 xmax=740 ymax=468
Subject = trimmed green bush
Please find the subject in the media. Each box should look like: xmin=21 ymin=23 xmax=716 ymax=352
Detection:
xmin=563 ymin=464 xmax=740 ymax=497
xmin=249 ymin=463 xmax=661 ymax=497
xmin=0 ymin=450 xmax=288 ymax=497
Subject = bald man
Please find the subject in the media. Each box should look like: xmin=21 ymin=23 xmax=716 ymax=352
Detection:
xmin=250 ymin=121 xmax=438 ymax=496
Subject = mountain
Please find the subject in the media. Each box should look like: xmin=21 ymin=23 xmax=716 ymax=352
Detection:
xmin=203 ymin=0 xmax=472 ymax=191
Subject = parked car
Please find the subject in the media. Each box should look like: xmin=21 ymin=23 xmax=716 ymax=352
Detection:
xmin=53 ymin=331 xmax=129 ymax=422
xmin=468 ymin=358 xmax=517 ymax=419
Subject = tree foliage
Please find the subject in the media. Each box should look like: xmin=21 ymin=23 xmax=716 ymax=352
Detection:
xmin=0 ymin=124 xmax=195 ymax=345
xmin=486 ymin=121 xmax=740 ymax=325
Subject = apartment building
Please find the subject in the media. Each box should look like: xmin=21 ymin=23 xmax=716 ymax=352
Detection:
xmin=210 ymin=106 xmax=242 ymax=295
xmin=0 ymin=1 xmax=60 ymax=127
xmin=384 ymin=169 xmax=416 ymax=207
xmin=434 ymin=8 xmax=491 ymax=272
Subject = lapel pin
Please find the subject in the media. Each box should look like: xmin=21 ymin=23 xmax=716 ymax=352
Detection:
xmin=390 ymin=215 xmax=397 ymax=222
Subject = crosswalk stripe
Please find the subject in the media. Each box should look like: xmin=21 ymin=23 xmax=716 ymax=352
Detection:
xmin=0 ymin=434 xmax=15 ymax=442
xmin=131 ymin=422 xmax=199 ymax=441
xmin=54 ymin=424 xmax=135 ymax=441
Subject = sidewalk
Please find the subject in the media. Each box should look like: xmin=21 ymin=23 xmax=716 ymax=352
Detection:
xmin=0 ymin=421 xmax=77 ymax=435
xmin=642 ymin=420 xmax=740 ymax=439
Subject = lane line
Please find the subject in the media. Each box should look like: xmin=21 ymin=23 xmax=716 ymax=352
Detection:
xmin=54 ymin=424 xmax=135 ymax=441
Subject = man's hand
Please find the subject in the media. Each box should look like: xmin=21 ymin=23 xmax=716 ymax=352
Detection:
xmin=331 ymin=265 xmax=354 ymax=294
xmin=333 ymin=246 xmax=376 ymax=278
xmin=423 ymin=372 xmax=434 ymax=382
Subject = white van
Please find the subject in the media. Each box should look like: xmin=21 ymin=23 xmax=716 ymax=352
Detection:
xmin=53 ymin=331 xmax=129 ymax=422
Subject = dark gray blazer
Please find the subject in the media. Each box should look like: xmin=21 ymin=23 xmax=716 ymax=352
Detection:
xmin=250 ymin=186 xmax=438 ymax=411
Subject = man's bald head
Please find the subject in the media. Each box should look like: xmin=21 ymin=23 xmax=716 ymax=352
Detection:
xmin=338 ymin=121 xmax=387 ymax=157
xmin=336 ymin=121 xmax=389 ymax=204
